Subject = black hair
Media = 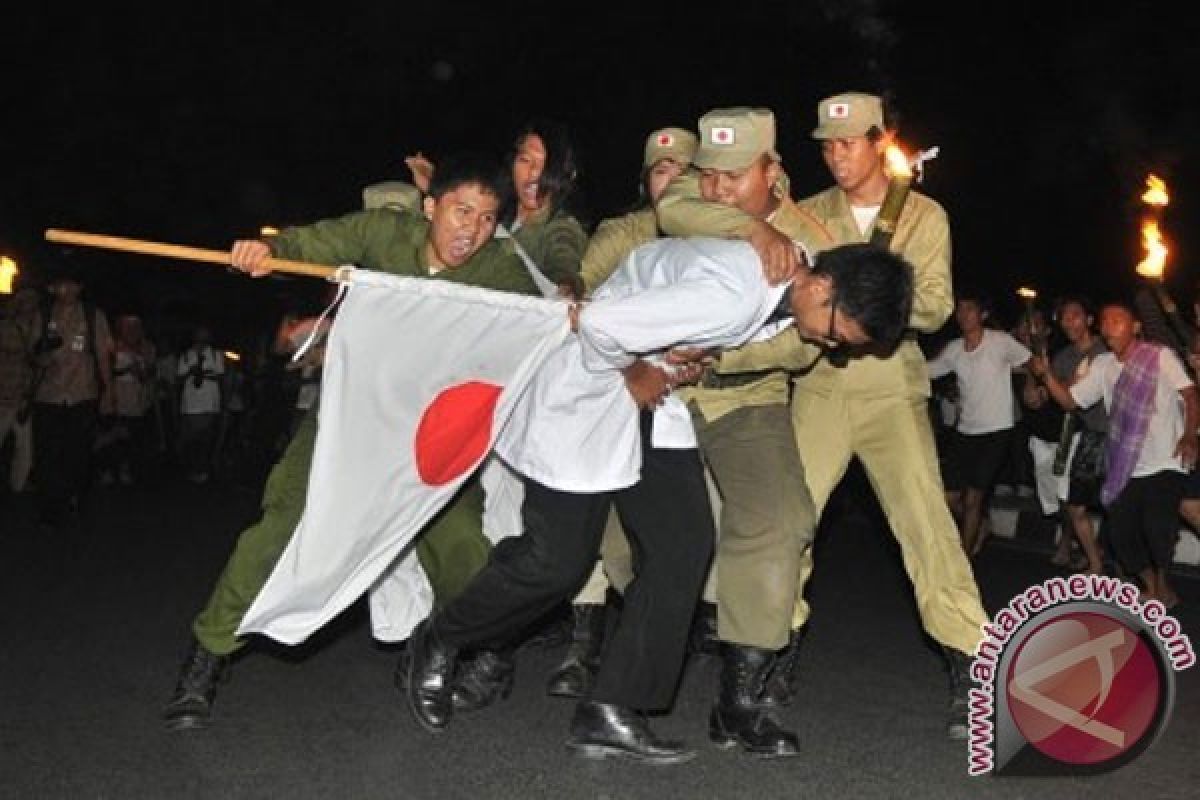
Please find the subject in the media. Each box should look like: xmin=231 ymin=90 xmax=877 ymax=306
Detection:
xmin=813 ymin=243 xmax=914 ymax=345
xmin=1054 ymin=293 xmax=1096 ymax=321
xmin=953 ymin=289 xmax=992 ymax=316
xmin=507 ymin=118 xmax=580 ymax=215
xmin=426 ymin=153 xmax=510 ymax=206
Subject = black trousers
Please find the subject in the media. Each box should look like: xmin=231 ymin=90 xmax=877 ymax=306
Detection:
xmin=435 ymin=416 xmax=715 ymax=711
xmin=33 ymin=400 xmax=97 ymax=523
xmin=1106 ymin=470 xmax=1185 ymax=573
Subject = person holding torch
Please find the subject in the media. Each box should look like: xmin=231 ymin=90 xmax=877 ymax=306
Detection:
xmin=669 ymin=92 xmax=986 ymax=740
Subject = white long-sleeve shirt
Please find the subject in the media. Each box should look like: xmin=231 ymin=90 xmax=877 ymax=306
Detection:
xmin=495 ymin=237 xmax=786 ymax=492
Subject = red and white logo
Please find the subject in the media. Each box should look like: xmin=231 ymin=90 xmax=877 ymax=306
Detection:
xmin=829 ymin=102 xmax=851 ymax=119
xmin=710 ymin=126 xmax=735 ymax=145
xmin=657 ymin=133 xmax=674 ymax=147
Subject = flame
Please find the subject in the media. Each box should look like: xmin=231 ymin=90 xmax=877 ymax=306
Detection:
xmin=260 ymin=226 xmax=280 ymax=237
xmin=884 ymin=144 xmax=912 ymax=178
xmin=1136 ymin=219 xmax=1168 ymax=280
xmin=1016 ymin=287 xmax=1038 ymax=300
xmin=0 ymin=255 xmax=16 ymax=294
xmin=223 ymin=350 xmax=242 ymax=362
xmin=1141 ymin=174 xmax=1169 ymax=207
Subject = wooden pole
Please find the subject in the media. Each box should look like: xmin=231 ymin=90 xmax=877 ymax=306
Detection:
xmin=44 ymin=229 xmax=337 ymax=279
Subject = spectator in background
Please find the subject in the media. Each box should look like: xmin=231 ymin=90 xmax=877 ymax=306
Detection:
xmin=100 ymin=314 xmax=156 ymax=485
xmin=29 ymin=265 xmax=113 ymax=528
xmin=0 ymin=288 xmax=39 ymax=497
xmin=175 ymin=325 xmax=224 ymax=484
xmin=928 ymin=293 xmax=1031 ymax=556
xmin=1032 ymin=302 xmax=1197 ymax=608
xmin=1023 ymin=296 xmax=1108 ymax=574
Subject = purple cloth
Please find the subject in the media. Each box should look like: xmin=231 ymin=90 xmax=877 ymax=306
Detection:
xmin=1102 ymin=341 xmax=1162 ymax=506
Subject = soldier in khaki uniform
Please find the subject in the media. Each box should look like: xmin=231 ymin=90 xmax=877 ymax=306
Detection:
xmin=656 ymin=108 xmax=836 ymax=758
xmin=669 ymin=93 xmax=986 ymax=739
xmin=546 ymin=126 xmax=699 ymax=700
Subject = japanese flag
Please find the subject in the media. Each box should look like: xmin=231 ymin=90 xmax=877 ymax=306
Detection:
xmin=239 ymin=270 xmax=570 ymax=645
xmin=829 ymin=102 xmax=851 ymax=119
xmin=710 ymin=126 xmax=735 ymax=145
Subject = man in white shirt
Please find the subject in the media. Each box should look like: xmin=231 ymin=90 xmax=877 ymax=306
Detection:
xmin=406 ymin=239 xmax=914 ymax=764
xmin=1032 ymin=302 xmax=1198 ymax=609
xmin=175 ymin=325 xmax=225 ymax=483
xmin=928 ymin=293 xmax=1031 ymax=555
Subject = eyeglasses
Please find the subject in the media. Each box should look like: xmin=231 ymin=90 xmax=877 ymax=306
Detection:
xmin=824 ymin=286 xmax=841 ymax=348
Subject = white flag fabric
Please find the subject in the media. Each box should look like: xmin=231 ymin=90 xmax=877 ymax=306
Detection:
xmin=238 ymin=269 xmax=569 ymax=645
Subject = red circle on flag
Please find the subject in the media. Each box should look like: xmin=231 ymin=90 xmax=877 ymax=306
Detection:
xmin=414 ymin=381 xmax=503 ymax=486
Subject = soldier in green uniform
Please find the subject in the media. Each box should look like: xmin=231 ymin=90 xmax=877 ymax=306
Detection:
xmin=546 ymin=126 xmax=698 ymax=700
xmin=502 ymin=118 xmax=589 ymax=300
xmin=655 ymin=107 xmax=835 ymax=758
xmin=162 ymin=155 xmax=539 ymax=731
xmin=681 ymin=93 xmax=986 ymax=740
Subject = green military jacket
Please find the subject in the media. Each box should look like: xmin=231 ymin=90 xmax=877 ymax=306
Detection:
xmin=580 ymin=208 xmax=658 ymax=295
xmin=511 ymin=206 xmax=588 ymax=298
xmin=269 ymin=209 xmax=539 ymax=295
xmin=655 ymin=170 xmax=835 ymax=421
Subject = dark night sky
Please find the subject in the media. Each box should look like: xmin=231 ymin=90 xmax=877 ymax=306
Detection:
xmin=3 ymin=2 xmax=1198 ymax=349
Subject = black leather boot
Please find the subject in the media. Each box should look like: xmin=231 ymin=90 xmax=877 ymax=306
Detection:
xmin=566 ymin=701 xmax=696 ymax=765
xmin=762 ymin=626 xmax=806 ymax=708
xmin=546 ymin=603 xmax=606 ymax=698
xmin=162 ymin=639 xmax=229 ymax=731
xmin=945 ymin=647 xmax=972 ymax=740
xmin=406 ymin=619 xmax=458 ymax=734
xmin=453 ymin=648 xmax=516 ymax=712
xmin=686 ymin=601 xmax=719 ymax=658
xmin=709 ymin=644 xmax=801 ymax=758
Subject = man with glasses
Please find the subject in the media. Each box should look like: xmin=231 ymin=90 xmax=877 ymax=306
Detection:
xmin=406 ymin=237 xmax=914 ymax=765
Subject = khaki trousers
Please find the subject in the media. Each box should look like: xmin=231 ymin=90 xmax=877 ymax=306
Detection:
xmin=790 ymin=386 xmax=986 ymax=655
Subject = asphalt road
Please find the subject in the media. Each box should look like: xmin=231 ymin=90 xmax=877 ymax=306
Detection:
xmin=2 ymin=469 xmax=1198 ymax=799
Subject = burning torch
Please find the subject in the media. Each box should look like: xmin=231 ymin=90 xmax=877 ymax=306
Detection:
xmin=1132 ymin=174 xmax=1195 ymax=367
xmin=0 ymin=255 xmax=17 ymax=295
xmin=1016 ymin=287 xmax=1048 ymax=357
xmin=869 ymin=144 xmax=915 ymax=251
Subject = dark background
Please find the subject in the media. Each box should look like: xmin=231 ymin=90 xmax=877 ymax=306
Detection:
xmin=3 ymin=1 xmax=1198 ymax=350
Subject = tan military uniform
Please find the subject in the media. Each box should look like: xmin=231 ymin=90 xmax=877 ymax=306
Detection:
xmin=580 ymin=209 xmax=658 ymax=295
xmin=712 ymin=184 xmax=986 ymax=656
xmin=657 ymin=161 xmax=835 ymax=650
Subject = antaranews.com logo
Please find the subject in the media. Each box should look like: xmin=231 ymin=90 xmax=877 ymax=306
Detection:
xmin=967 ymin=574 xmax=1194 ymax=776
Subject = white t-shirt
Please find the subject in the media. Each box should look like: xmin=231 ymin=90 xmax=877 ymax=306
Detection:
xmin=176 ymin=346 xmax=225 ymax=415
xmin=928 ymin=329 xmax=1031 ymax=434
xmin=495 ymin=237 xmax=786 ymax=493
xmin=851 ymin=204 xmax=881 ymax=236
xmin=1069 ymin=348 xmax=1193 ymax=476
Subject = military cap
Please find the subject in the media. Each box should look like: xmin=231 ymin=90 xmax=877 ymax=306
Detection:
xmin=643 ymin=127 xmax=698 ymax=169
xmin=692 ymin=107 xmax=780 ymax=171
xmin=811 ymin=92 xmax=885 ymax=140
xmin=362 ymin=180 xmax=422 ymax=212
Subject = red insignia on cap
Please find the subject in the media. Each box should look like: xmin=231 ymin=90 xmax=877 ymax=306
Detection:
xmin=829 ymin=103 xmax=850 ymax=119
xmin=711 ymin=126 xmax=735 ymax=145
xmin=658 ymin=133 xmax=673 ymax=146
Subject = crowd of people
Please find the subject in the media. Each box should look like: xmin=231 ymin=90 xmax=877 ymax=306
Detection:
xmin=0 ymin=273 xmax=323 ymax=527
xmin=5 ymin=90 xmax=1197 ymax=767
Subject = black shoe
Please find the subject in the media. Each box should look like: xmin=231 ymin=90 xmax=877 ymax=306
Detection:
xmin=163 ymin=640 xmax=229 ymax=731
xmin=566 ymin=701 xmax=696 ymax=765
xmin=406 ymin=619 xmax=457 ymax=734
xmin=709 ymin=644 xmax=800 ymax=758
xmin=945 ymin=648 xmax=972 ymax=740
xmin=762 ymin=626 xmax=806 ymax=708
xmin=686 ymin=601 xmax=719 ymax=658
xmin=546 ymin=603 xmax=607 ymax=698
xmin=453 ymin=649 xmax=515 ymax=712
